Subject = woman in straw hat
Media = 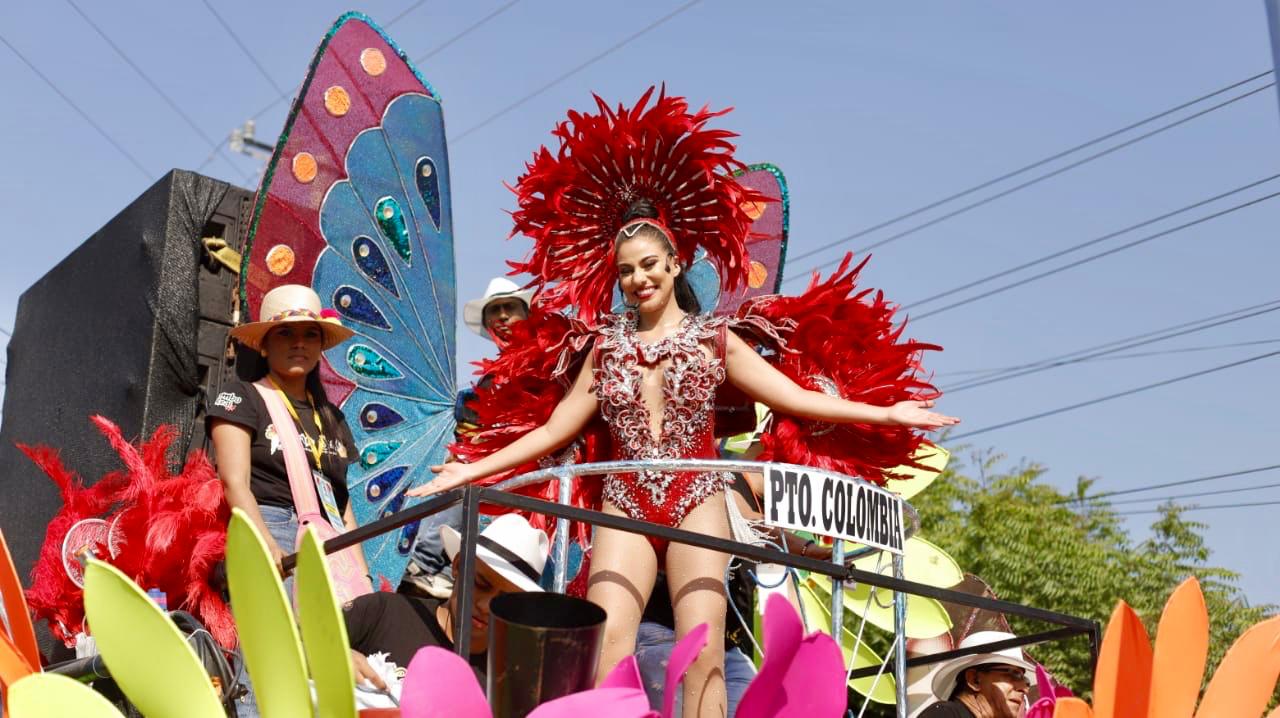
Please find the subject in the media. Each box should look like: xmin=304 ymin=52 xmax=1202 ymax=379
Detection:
xmin=208 ymin=284 xmax=366 ymax=583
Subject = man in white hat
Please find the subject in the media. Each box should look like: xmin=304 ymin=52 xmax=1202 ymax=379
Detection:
xmin=919 ymin=631 xmax=1034 ymax=718
xmin=402 ymin=277 xmax=537 ymax=598
xmin=347 ymin=513 xmax=549 ymax=687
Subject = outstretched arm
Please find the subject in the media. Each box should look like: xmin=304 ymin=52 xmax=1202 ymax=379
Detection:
xmin=408 ymin=353 xmax=600 ymax=496
xmin=724 ymin=331 xmax=958 ymax=428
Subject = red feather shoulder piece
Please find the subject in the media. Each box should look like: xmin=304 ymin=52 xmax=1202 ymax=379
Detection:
xmin=452 ymin=310 xmax=608 ymax=545
xmin=509 ymin=87 xmax=765 ymax=324
xmin=743 ymin=253 xmax=942 ymax=485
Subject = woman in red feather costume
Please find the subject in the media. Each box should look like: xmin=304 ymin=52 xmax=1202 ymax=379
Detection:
xmin=412 ymin=88 xmax=957 ymax=718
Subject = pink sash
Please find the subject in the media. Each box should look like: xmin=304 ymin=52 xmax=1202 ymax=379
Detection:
xmin=252 ymin=380 xmax=373 ymax=602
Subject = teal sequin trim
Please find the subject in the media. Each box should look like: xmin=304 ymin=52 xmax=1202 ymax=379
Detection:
xmin=374 ymin=196 xmax=412 ymax=264
xmin=360 ymin=440 xmax=403 ymax=469
xmin=348 ymin=344 xmax=403 ymax=379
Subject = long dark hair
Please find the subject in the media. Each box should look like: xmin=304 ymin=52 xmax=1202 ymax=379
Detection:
xmin=615 ymin=199 xmax=701 ymax=314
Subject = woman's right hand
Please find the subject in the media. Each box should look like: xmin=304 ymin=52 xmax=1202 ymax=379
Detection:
xmin=267 ymin=540 xmax=286 ymax=576
xmin=406 ymin=461 xmax=478 ymax=497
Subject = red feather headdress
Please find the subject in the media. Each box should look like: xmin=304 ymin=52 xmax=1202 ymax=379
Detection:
xmin=509 ymin=86 xmax=765 ymax=323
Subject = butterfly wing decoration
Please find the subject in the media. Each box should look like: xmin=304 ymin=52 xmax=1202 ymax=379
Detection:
xmin=685 ymin=163 xmax=789 ymax=313
xmin=239 ymin=13 xmax=456 ymax=588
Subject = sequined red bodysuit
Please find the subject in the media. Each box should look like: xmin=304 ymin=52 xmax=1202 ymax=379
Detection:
xmin=591 ymin=313 xmax=731 ymax=558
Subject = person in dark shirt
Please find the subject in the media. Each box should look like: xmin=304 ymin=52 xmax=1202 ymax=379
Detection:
xmin=347 ymin=513 xmax=549 ymax=688
xmin=209 ymin=285 xmax=362 ymax=587
xmin=920 ymin=631 xmax=1033 ymax=718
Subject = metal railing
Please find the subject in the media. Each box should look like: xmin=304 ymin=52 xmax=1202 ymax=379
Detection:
xmin=292 ymin=460 xmax=1099 ymax=717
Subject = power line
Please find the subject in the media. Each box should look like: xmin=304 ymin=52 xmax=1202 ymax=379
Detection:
xmin=1106 ymin=481 xmax=1280 ymax=506
xmin=936 ymin=298 xmax=1280 ymax=383
xmin=416 ymin=0 xmax=522 ymax=64
xmin=906 ymin=173 xmax=1280 ymax=311
xmin=0 ymin=32 xmax=152 ymax=179
xmin=911 ymin=189 xmax=1280 ymax=322
xmin=1116 ymin=499 xmax=1280 ymax=516
xmin=1061 ymin=464 xmax=1280 ymax=504
xmin=385 ymin=0 xmax=429 ymax=28
xmin=64 ymin=0 xmax=253 ymax=184
xmin=452 ymin=0 xmax=705 ymax=143
xmin=940 ymin=336 xmax=1280 ymax=377
xmin=941 ymin=303 xmax=1280 ymax=393
xmin=782 ymin=78 xmax=1276 ymax=284
xmin=947 ymin=349 xmax=1280 ymax=440
xmin=246 ymin=2 xmax=520 ymax=124
xmin=201 ymin=0 xmax=285 ymax=95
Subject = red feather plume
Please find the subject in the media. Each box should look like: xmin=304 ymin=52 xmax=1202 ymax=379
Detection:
xmin=451 ymin=309 xmax=608 ymax=546
xmin=509 ymin=86 xmax=765 ymax=324
xmin=22 ymin=418 xmax=235 ymax=648
xmin=746 ymin=253 xmax=942 ymax=485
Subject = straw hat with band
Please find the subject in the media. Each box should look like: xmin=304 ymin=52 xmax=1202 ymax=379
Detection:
xmin=930 ymin=630 xmax=1035 ymax=700
xmin=230 ymin=284 xmax=354 ymax=351
xmin=462 ymin=277 xmax=536 ymax=338
xmin=440 ymin=513 xmax=549 ymax=593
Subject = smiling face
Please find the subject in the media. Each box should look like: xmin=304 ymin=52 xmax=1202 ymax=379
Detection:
xmin=448 ymin=555 xmax=525 ymax=653
xmin=616 ymin=232 xmax=680 ymax=315
xmin=262 ymin=323 xmax=325 ymax=381
xmin=964 ymin=664 xmax=1029 ymax=718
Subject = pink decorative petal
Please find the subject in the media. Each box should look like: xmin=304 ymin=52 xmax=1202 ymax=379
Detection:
xmin=737 ymin=593 xmax=845 ymax=718
xmin=663 ymin=623 xmax=710 ymax=718
xmin=600 ymin=655 xmax=646 ymax=691
xmin=400 ymin=646 xmax=490 ymax=718
xmin=527 ymin=687 xmax=657 ymax=717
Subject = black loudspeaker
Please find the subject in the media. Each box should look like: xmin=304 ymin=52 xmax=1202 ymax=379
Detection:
xmin=0 ymin=169 xmax=252 ymax=648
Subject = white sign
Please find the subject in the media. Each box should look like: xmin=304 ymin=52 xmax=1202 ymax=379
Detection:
xmin=762 ymin=465 xmax=905 ymax=555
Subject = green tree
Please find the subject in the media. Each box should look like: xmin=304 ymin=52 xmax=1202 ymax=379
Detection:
xmin=908 ymin=449 xmax=1274 ymax=700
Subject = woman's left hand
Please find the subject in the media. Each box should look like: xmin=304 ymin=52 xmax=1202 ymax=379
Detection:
xmin=406 ymin=461 xmax=478 ymax=497
xmin=887 ymin=399 xmax=960 ymax=429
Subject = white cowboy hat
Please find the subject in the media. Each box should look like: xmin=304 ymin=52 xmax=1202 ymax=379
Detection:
xmin=462 ymin=277 xmax=536 ymax=339
xmin=929 ymin=631 xmax=1035 ymax=701
xmin=229 ymin=284 xmax=354 ymax=351
xmin=440 ymin=513 xmax=548 ymax=593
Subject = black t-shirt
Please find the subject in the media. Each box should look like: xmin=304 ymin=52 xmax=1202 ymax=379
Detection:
xmin=918 ymin=701 xmax=976 ymax=717
xmin=206 ymin=378 xmax=357 ymax=513
xmin=343 ymin=593 xmax=486 ymax=682
xmin=641 ymin=473 xmax=757 ymax=656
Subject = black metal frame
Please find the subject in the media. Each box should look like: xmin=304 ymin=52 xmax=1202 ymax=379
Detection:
xmin=284 ymin=484 xmax=1099 ymax=682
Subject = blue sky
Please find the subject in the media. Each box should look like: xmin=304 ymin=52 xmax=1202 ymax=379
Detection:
xmin=2 ymin=1 xmax=1277 ymax=606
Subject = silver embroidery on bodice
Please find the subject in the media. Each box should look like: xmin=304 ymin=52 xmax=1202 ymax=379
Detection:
xmin=591 ymin=313 xmax=730 ymax=524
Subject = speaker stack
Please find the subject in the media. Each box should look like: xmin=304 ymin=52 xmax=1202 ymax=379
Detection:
xmin=0 ymin=169 xmax=253 ymax=650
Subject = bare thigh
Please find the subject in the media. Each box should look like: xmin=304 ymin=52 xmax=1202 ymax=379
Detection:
xmin=586 ymin=500 xmax=659 ymax=681
xmin=666 ymin=492 xmax=732 ymax=718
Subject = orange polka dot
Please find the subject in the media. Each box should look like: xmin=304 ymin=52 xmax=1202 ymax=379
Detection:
xmin=360 ymin=48 xmax=387 ymax=76
xmin=748 ymin=260 xmax=769 ymax=288
xmin=324 ymin=86 xmax=351 ymax=117
xmin=741 ymin=200 xmax=767 ymax=220
xmin=266 ymin=245 xmax=296 ymax=276
xmin=292 ymin=152 xmax=318 ymax=183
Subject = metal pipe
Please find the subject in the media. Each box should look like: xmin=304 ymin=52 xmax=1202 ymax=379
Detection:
xmin=846 ymin=626 xmax=1089 ymax=680
xmin=892 ymin=553 xmax=908 ymax=718
xmin=831 ymin=539 xmax=844 ymax=639
xmin=552 ymin=469 xmax=573 ymax=593
xmin=454 ymin=487 xmax=482 ymax=658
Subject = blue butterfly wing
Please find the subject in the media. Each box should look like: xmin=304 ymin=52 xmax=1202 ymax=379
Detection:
xmin=314 ymin=92 xmax=456 ymax=587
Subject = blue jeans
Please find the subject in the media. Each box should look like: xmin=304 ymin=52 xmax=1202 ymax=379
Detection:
xmin=235 ymin=505 xmax=299 ymax=718
xmin=634 ymin=621 xmax=755 ymax=717
xmin=408 ymin=502 xmax=464 ymax=579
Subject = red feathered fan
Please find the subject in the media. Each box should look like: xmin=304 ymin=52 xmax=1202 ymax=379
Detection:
xmin=23 ymin=418 xmax=235 ymax=649
xmin=509 ymin=86 xmax=766 ymax=324
xmin=745 ymin=253 xmax=942 ymax=485
xmin=452 ymin=309 xmax=608 ymax=548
